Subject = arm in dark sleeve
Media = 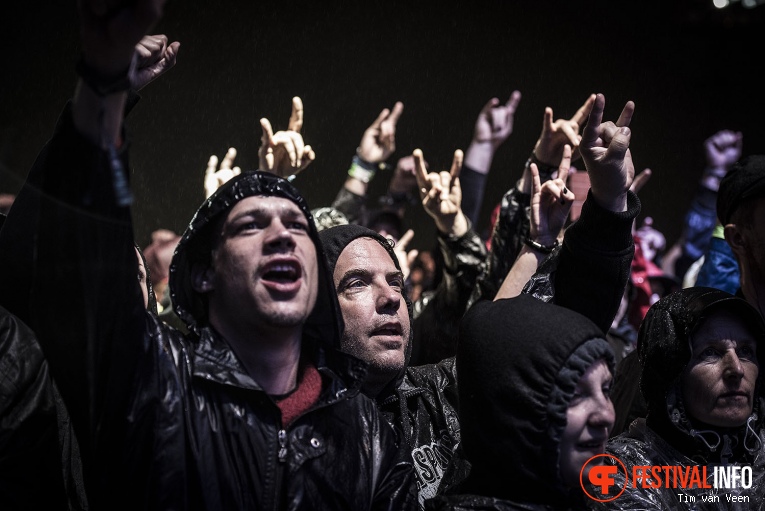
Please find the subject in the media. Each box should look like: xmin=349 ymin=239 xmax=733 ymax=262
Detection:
xmin=411 ymin=226 xmax=487 ymax=365
xmin=331 ymin=186 xmax=367 ymax=225
xmin=552 ymin=190 xmax=640 ymax=333
xmin=25 ymin=102 xmax=146 ymax=461
xmin=458 ymin=164 xmax=488 ymax=228
xmin=468 ymin=183 xmax=530 ymax=307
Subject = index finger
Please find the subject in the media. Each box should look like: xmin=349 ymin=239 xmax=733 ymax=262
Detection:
xmin=530 ymin=162 xmax=541 ymax=199
xmin=221 ymin=147 xmax=237 ymax=170
xmin=288 ymin=96 xmax=304 ymax=132
xmin=450 ymin=149 xmax=463 ymax=180
xmin=413 ymin=148 xmax=429 ymax=189
xmin=570 ymin=93 xmax=596 ymax=125
xmin=397 ymin=229 xmax=414 ymax=250
xmin=580 ymin=93 xmax=605 ymax=145
xmin=206 ymin=155 xmax=218 ymax=176
xmin=557 ymin=145 xmax=572 ymax=184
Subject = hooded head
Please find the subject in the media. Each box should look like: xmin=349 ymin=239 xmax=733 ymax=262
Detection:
xmin=457 ymin=294 xmax=614 ymax=505
xmin=135 ymin=243 xmax=158 ymax=315
xmin=638 ymin=286 xmax=765 ymax=457
xmin=169 ymin=171 xmax=342 ymax=349
xmin=319 ymin=224 xmax=413 ymax=399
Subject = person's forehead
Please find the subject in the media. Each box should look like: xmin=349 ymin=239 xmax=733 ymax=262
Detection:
xmin=337 ymin=237 xmax=396 ymax=270
xmin=225 ymin=195 xmax=304 ymax=219
xmin=691 ymin=309 xmax=759 ymax=346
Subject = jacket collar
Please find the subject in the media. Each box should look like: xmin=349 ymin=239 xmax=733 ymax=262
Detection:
xmin=190 ymin=326 xmax=369 ymax=403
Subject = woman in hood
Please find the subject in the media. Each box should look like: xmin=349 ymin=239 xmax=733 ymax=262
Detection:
xmin=595 ymin=286 xmax=765 ymax=509
xmin=427 ymin=293 xmax=616 ymax=510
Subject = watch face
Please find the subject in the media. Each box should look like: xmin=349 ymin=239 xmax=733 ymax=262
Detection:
xmin=567 ymin=171 xmax=590 ymax=222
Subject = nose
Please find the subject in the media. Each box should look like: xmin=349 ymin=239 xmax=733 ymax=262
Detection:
xmin=264 ymin=219 xmax=296 ymax=252
xmin=722 ymin=350 xmax=745 ymax=380
xmin=375 ymin=281 xmax=401 ymax=313
xmin=589 ymin=395 xmax=616 ymax=432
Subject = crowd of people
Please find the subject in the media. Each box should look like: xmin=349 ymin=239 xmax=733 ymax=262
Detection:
xmin=1 ymin=0 xmax=765 ymax=510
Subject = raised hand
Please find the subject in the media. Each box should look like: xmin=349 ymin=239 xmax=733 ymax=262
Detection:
xmin=464 ymin=92 xmax=522 ymax=173
xmin=533 ymin=94 xmax=596 ymax=166
xmin=392 ymin=229 xmax=418 ymax=282
xmin=258 ymin=97 xmax=315 ymax=178
xmin=204 ymin=147 xmax=242 ymax=199
xmin=578 ymin=93 xmax=635 ymax=212
xmin=357 ymin=102 xmax=404 ymax=163
xmin=132 ymin=34 xmax=179 ymax=91
xmin=473 ymin=92 xmax=522 ymax=147
xmin=414 ymin=148 xmax=468 ymax=237
xmin=704 ymin=129 xmax=743 ymax=169
xmin=529 ymin=145 xmax=575 ymax=246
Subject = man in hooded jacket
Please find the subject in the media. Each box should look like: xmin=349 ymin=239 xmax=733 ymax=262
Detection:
xmin=318 ymin=93 xmax=642 ymax=510
xmin=2 ymin=0 xmax=417 ymax=509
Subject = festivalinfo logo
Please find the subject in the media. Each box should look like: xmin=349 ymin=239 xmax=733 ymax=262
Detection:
xmin=580 ymin=453 xmax=753 ymax=504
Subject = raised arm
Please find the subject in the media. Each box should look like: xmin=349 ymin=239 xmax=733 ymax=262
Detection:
xmin=473 ymin=94 xmax=595 ymax=305
xmin=494 ymin=146 xmax=574 ymax=300
xmin=409 ymin=148 xmax=488 ymax=364
xmin=12 ymin=1 xmax=173 ymax=499
xmin=331 ymin=102 xmax=403 ymax=224
xmin=258 ymin=96 xmax=315 ymax=178
xmin=544 ymin=93 xmax=641 ymax=333
xmin=461 ymin=91 xmax=521 ymax=225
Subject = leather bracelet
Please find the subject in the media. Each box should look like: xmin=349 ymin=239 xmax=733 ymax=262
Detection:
xmin=525 ymin=153 xmax=558 ymax=179
xmin=76 ymin=57 xmax=132 ymax=97
xmin=523 ymin=236 xmax=559 ymax=254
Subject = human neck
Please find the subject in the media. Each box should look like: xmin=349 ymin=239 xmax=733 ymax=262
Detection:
xmin=740 ymin=274 xmax=765 ymax=319
xmin=211 ymin=318 xmax=304 ymax=395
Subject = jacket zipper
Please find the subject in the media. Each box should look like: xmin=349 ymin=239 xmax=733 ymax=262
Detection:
xmin=278 ymin=429 xmax=288 ymax=462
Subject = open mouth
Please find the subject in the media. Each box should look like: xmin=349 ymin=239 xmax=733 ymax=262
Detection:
xmin=260 ymin=260 xmax=303 ymax=293
xmin=262 ymin=262 xmax=301 ymax=283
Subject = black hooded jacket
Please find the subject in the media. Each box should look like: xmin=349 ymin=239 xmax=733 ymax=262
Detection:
xmin=426 ymin=294 xmax=614 ymax=511
xmin=320 ymin=224 xmax=466 ymax=509
xmin=15 ymin=103 xmax=415 ymax=510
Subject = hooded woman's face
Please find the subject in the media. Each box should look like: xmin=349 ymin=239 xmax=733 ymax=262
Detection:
xmin=558 ymin=358 xmax=615 ymax=488
xmin=682 ymin=309 xmax=759 ymax=428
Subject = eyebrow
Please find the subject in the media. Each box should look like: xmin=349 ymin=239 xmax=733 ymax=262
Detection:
xmin=227 ymin=207 xmax=305 ymax=227
xmin=336 ymin=268 xmax=404 ymax=290
xmin=337 ymin=268 xmax=371 ymax=290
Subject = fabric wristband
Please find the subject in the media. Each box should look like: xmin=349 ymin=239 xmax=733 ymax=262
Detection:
xmin=348 ymin=155 xmax=379 ymax=183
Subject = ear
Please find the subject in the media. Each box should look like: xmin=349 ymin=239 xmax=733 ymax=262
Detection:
xmin=191 ymin=262 xmax=215 ymax=293
xmin=724 ymin=224 xmax=747 ymax=259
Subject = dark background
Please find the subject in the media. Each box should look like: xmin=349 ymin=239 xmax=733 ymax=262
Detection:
xmin=2 ymin=0 xmax=764 ymax=252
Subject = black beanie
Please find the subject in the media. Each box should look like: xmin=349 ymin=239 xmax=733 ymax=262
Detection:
xmin=457 ymin=294 xmax=614 ymax=504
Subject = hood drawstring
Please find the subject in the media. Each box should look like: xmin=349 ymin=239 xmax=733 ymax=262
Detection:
xmin=688 ymin=428 xmax=722 ymax=453
xmin=744 ymin=413 xmax=762 ymax=455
